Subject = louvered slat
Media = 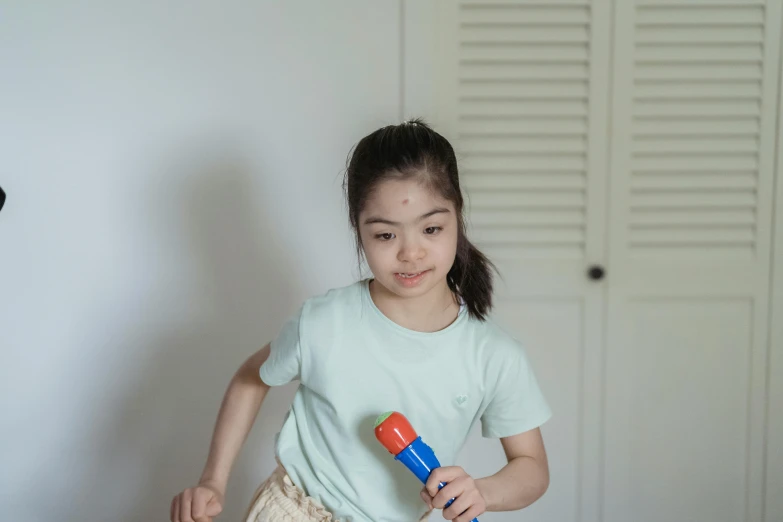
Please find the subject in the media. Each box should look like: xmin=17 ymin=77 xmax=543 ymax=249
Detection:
xmin=634 ymin=117 xmax=759 ymax=136
xmin=633 ymin=100 xmax=760 ymax=117
xmin=461 ymin=63 xmax=589 ymax=80
xmin=633 ymin=137 xmax=759 ymax=154
xmin=635 ymin=45 xmax=762 ymax=63
xmin=631 ymin=172 xmax=757 ymax=190
xmin=462 ymin=99 xmax=588 ymax=117
xmin=460 ymin=80 xmax=588 ymax=98
xmin=463 ymin=172 xmax=585 ymax=190
xmin=469 ymin=190 xmax=586 ymax=209
xmin=637 ymin=7 xmax=763 ymax=25
xmin=630 ymin=191 xmax=756 ymax=208
xmin=637 ymin=26 xmax=764 ymax=44
xmin=628 ymin=1 xmax=765 ymax=255
xmin=463 ymin=154 xmax=586 ymax=172
xmin=459 ymin=117 xmax=587 ymax=135
xmin=460 ymin=5 xmax=590 ymax=25
xmin=634 ymin=82 xmax=761 ymax=99
xmin=461 ymin=26 xmax=589 ymax=44
xmin=630 ymin=209 xmax=756 ymax=227
xmin=458 ymin=0 xmax=591 ymax=258
xmin=633 ymin=155 xmax=758 ymax=172
xmin=629 ymin=227 xmax=755 ymax=244
xmin=462 ymin=136 xmax=585 ymax=154
xmin=470 ymin=208 xmax=585 ymax=227
xmin=635 ymin=63 xmax=761 ymax=81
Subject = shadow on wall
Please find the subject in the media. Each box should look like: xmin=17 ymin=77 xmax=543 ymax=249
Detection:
xmin=64 ymin=150 xmax=303 ymax=522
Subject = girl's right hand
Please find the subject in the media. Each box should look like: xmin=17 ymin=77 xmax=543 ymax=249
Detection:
xmin=170 ymin=483 xmax=224 ymax=522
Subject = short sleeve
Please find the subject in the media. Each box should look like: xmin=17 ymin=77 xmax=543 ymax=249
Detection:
xmin=480 ymin=343 xmax=552 ymax=438
xmin=259 ymin=305 xmax=303 ymax=386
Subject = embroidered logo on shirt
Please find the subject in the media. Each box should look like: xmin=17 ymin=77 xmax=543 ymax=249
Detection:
xmin=455 ymin=394 xmax=468 ymax=407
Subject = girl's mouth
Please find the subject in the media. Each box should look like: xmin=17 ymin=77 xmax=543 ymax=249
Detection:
xmin=394 ymin=270 xmax=430 ymax=287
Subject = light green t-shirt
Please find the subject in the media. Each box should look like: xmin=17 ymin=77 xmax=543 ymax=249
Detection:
xmin=259 ymin=280 xmax=551 ymax=521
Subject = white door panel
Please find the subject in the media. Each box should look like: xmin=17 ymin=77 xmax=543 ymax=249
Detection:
xmin=405 ymin=1 xmax=781 ymax=521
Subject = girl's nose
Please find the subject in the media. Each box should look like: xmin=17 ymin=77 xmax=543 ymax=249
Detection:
xmin=397 ymin=237 xmax=425 ymax=263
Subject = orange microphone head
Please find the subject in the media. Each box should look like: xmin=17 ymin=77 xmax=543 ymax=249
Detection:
xmin=374 ymin=411 xmax=418 ymax=456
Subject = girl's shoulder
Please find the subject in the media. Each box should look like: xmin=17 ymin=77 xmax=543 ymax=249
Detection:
xmin=294 ymin=279 xmax=367 ymax=332
xmin=468 ymin=315 xmax=533 ymax=364
xmin=302 ymin=279 xmax=365 ymax=314
xmin=464 ymin=311 xmax=515 ymax=342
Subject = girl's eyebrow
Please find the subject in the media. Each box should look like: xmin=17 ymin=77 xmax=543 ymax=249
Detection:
xmin=363 ymin=207 xmax=450 ymax=226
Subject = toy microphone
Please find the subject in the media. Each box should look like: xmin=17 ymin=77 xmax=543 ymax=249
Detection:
xmin=374 ymin=411 xmax=479 ymax=522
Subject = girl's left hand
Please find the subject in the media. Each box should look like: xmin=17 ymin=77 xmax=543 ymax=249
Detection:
xmin=420 ymin=466 xmax=487 ymax=522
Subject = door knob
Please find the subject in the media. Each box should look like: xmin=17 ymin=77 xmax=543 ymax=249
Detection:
xmin=587 ymin=265 xmax=605 ymax=281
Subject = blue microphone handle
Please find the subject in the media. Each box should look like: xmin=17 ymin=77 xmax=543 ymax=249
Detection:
xmin=395 ymin=436 xmax=479 ymax=522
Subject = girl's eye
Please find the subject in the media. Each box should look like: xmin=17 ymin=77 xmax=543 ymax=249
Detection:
xmin=424 ymin=226 xmax=442 ymax=235
xmin=376 ymin=232 xmax=395 ymax=241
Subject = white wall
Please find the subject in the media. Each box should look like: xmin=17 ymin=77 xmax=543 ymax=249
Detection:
xmin=0 ymin=2 xmax=401 ymax=521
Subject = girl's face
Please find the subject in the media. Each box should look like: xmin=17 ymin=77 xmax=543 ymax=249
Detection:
xmin=358 ymin=177 xmax=458 ymax=299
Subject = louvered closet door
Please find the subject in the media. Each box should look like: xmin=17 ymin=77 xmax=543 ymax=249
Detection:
xmin=603 ymin=2 xmax=782 ymax=522
xmin=429 ymin=2 xmax=612 ymax=521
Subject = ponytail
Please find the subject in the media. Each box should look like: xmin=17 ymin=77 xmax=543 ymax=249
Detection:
xmin=447 ymin=233 xmax=496 ymax=321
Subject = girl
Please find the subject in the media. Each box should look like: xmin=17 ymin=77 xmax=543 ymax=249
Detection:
xmin=171 ymin=120 xmax=551 ymax=522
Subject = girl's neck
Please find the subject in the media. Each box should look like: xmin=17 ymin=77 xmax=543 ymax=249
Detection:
xmin=368 ymin=278 xmax=460 ymax=333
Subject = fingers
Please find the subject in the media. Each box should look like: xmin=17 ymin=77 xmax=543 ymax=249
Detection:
xmin=441 ymin=488 xmax=472 ymax=520
xmin=192 ymin=488 xmax=208 ymax=521
xmin=172 ymin=486 xmax=223 ymax=522
xmin=180 ymin=489 xmax=194 ymax=522
xmin=454 ymin=504 xmax=484 ymax=522
xmin=420 ymin=487 xmax=433 ymax=509
xmin=432 ymin=479 xmax=462 ymax=509
xmin=425 ymin=466 xmax=465 ymax=497
xmin=205 ymin=497 xmax=223 ymax=517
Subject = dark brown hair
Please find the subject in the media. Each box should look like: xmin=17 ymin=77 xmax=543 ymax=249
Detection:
xmin=343 ymin=118 xmax=496 ymax=321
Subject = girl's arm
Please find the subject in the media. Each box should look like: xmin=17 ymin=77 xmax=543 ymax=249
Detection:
xmin=198 ymin=343 xmax=272 ymax=492
xmin=170 ymin=343 xmax=271 ymax=522
xmin=476 ymin=427 xmax=549 ymax=510
xmin=423 ymin=428 xmax=549 ymax=521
